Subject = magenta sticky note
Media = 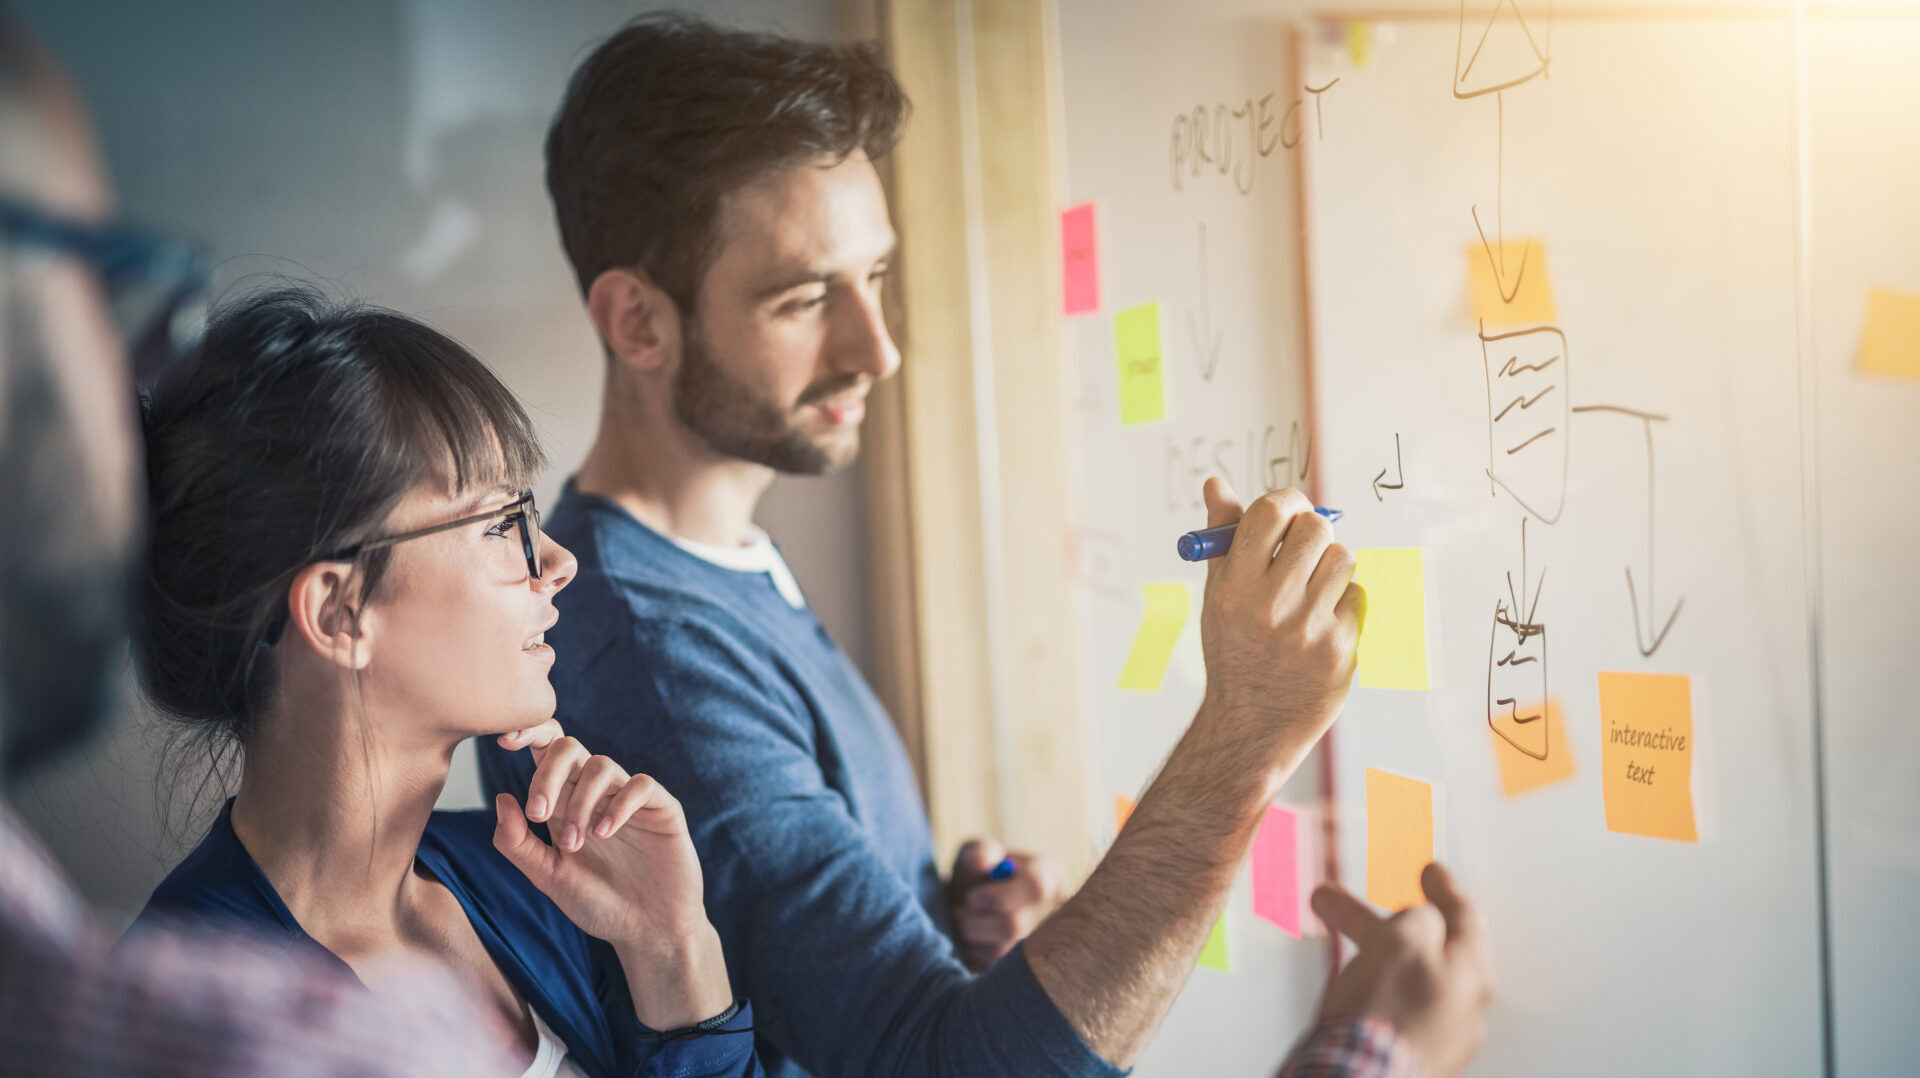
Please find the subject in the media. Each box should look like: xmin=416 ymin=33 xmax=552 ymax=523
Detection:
xmin=1061 ymin=203 xmax=1100 ymax=315
xmin=1251 ymin=804 xmax=1302 ymax=937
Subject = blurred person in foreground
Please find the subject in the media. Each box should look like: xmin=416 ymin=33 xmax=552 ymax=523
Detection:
xmin=0 ymin=16 xmax=517 ymax=1076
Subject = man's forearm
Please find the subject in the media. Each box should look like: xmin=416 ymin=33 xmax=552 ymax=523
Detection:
xmin=1022 ymin=703 xmax=1300 ymax=1067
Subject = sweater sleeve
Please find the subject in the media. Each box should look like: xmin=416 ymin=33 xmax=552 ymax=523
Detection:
xmin=582 ymin=613 xmax=1124 ymax=1078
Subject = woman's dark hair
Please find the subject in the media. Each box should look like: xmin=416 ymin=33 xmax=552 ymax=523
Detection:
xmin=545 ymin=11 xmax=909 ymax=312
xmin=137 ymin=285 xmax=545 ymax=743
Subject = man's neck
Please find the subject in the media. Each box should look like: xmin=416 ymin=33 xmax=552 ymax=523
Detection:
xmin=574 ymin=381 xmax=775 ymax=548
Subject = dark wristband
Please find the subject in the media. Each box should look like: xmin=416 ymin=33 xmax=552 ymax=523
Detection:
xmin=633 ymin=998 xmax=751 ymax=1044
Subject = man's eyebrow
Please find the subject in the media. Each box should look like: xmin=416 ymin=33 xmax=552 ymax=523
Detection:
xmin=750 ymin=244 xmax=899 ymax=303
xmin=456 ymin=485 xmax=520 ymax=516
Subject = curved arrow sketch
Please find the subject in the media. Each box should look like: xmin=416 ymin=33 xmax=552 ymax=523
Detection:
xmin=1373 ymin=433 xmax=1404 ymax=502
xmin=1185 ymin=222 xmax=1222 ymax=381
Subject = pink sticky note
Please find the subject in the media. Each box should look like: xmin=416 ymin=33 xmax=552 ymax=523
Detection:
xmin=1251 ymin=804 xmax=1302 ymax=937
xmin=1061 ymin=203 xmax=1100 ymax=315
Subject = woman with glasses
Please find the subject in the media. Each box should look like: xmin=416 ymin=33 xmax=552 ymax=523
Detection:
xmin=129 ymin=287 xmax=762 ymax=1078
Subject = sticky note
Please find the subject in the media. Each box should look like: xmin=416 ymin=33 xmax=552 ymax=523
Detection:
xmin=1061 ymin=203 xmax=1100 ymax=315
xmin=1856 ymin=288 xmax=1920 ymax=380
xmin=1347 ymin=20 xmax=1372 ymax=68
xmin=1113 ymin=793 xmax=1137 ymax=838
xmin=1117 ymin=581 xmax=1189 ymax=692
xmin=1491 ymin=698 xmax=1576 ymax=796
xmin=1365 ymin=768 xmax=1433 ymax=912
xmin=1197 ymin=912 xmax=1230 ymax=971
xmin=1251 ymin=805 xmax=1302 ymax=937
xmin=1598 ymin=672 xmax=1697 ymax=843
xmin=1114 ymin=303 xmax=1166 ymax=426
xmin=1467 ymin=239 xmax=1556 ymax=327
xmin=1352 ymin=548 xmax=1430 ymax=691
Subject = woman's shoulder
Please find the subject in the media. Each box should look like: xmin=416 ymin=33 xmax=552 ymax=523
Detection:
xmin=420 ymin=808 xmax=581 ymax=938
xmin=130 ymin=800 xmax=298 ymax=940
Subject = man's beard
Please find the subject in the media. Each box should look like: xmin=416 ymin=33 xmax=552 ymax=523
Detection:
xmin=671 ymin=322 xmax=865 ymax=476
xmin=0 ymin=292 xmax=132 ymax=779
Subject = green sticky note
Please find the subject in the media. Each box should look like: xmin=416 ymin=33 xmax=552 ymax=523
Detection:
xmin=1114 ymin=303 xmax=1166 ymax=426
xmin=1117 ymin=582 xmax=1190 ymax=693
xmin=1352 ymin=548 xmax=1430 ymax=691
xmin=1197 ymin=912 xmax=1230 ymax=971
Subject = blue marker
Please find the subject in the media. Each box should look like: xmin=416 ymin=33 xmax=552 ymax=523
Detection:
xmin=989 ymin=857 xmax=1017 ymax=881
xmin=1176 ymin=507 xmax=1343 ymax=562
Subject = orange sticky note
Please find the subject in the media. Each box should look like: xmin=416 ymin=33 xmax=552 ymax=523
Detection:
xmin=1365 ymin=768 xmax=1433 ymax=912
xmin=1467 ymin=238 xmax=1556 ymax=328
xmin=1490 ymin=698 xmax=1576 ymax=796
xmin=1598 ymin=672 xmax=1697 ymax=842
xmin=1857 ymin=288 xmax=1920 ymax=380
xmin=1113 ymin=793 xmax=1137 ymax=838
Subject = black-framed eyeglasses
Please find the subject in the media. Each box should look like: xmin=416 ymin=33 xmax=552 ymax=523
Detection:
xmin=0 ymin=191 xmax=211 ymax=390
xmin=322 ymin=490 xmax=545 ymax=581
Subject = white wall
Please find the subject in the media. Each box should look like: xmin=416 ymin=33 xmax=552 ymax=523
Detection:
xmin=11 ymin=0 xmax=867 ymax=917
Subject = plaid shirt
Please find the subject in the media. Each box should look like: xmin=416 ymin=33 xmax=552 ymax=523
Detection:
xmin=0 ymin=801 xmax=516 ymax=1077
xmin=1276 ymin=1016 xmax=1424 ymax=1078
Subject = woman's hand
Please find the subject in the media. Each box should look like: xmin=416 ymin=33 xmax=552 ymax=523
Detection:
xmin=491 ymin=720 xmax=733 ymax=1029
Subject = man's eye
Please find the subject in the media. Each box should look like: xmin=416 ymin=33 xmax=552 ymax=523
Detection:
xmin=486 ymin=514 xmax=522 ymax=538
xmin=782 ymin=292 xmax=828 ymax=315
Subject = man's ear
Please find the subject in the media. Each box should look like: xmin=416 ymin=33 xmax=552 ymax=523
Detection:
xmin=283 ymin=562 xmax=373 ymax=672
xmin=587 ymin=267 xmax=681 ymax=375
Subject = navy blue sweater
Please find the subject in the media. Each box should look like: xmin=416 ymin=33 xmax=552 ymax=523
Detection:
xmin=478 ymin=487 xmax=1121 ymax=1078
xmin=133 ymin=801 xmax=762 ymax=1078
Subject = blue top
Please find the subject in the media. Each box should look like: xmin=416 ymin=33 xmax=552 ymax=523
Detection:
xmin=477 ymin=487 xmax=1123 ymax=1078
xmin=133 ymin=800 xmax=762 ymax=1078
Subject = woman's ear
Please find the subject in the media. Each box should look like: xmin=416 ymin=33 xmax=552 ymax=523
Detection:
xmin=283 ymin=562 xmax=373 ymax=672
xmin=586 ymin=266 xmax=680 ymax=376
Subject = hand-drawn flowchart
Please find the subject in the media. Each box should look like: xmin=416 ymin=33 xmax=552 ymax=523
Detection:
xmin=1457 ymin=1 xmax=1683 ymax=781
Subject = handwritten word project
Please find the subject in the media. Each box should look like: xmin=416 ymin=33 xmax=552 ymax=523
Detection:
xmin=1598 ymin=671 xmax=1697 ymax=843
xmin=1352 ymin=548 xmax=1431 ymax=691
xmin=1114 ymin=303 xmax=1167 ymax=426
xmin=1366 ymin=768 xmax=1434 ymax=912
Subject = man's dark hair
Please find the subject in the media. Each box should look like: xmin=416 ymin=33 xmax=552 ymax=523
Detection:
xmin=545 ymin=11 xmax=908 ymax=312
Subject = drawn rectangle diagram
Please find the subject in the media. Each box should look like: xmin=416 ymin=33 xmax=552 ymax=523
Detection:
xmin=1482 ymin=325 xmax=1568 ymax=524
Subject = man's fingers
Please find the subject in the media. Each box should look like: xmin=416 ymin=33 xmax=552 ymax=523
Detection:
xmin=1422 ymin=862 xmax=1485 ymax=950
xmin=1305 ymin=541 xmax=1358 ymax=617
xmin=965 ymin=874 xmax=1045 ymax=915
xmin=1310 ymin=882 xmax=1385 ymax=947
xmin=1202 ymin=476 xmax=1243 ymax=529
xmin=953 ymin=837 xmax=1005 ymax=881
xmin=954 ymin=907 xmax=1038 ymax=947
xmin=492 ymin=793 xmax=558 ymax=888
xmin=1334 ymin=580 xmax=1367 ymax=643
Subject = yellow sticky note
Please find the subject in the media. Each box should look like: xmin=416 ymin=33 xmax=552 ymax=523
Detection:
xmin=1598 ymin=672 xmax=1697 ymax=843
xmin=1117 ymin=582 xmax=1189 ymax=692
xmin=1113 ymin=793 xmax=1137 ymax=838
xmin=1197 ymin=912 xmax=1230 ymax=971
xmin=1347 ymin=20 xmax=1372 ymax=67
xmin=1114 ymin=303 xmax=1166 ymax=426
xmin=1467 ymin=239 xmax=1556 ymax=327
xmin=1857 ymin=288 xmax=1920 ymax=380
xmin=1491 ymin=698 xmax=1576 ymax=796
xmin=1365 ymin=768 xmax=1433 ymax=912
xmin=1352 ymin=548 xmax=1429 ymax=691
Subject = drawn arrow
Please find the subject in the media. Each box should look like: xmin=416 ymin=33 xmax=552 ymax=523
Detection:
xmin=1573 ymin=404 xmax=1684 ymax=657
xmin=1372 ymin=433 xmax=1404 ymax=502
xmin=1184 ymin=222 xmax=1223 ymax=381
xmin=1470 ymin=90 xmax=1531 ymax=305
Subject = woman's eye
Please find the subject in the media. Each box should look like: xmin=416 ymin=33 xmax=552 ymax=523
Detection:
xmin=486 ymin=514 xmax=521 ymax=538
